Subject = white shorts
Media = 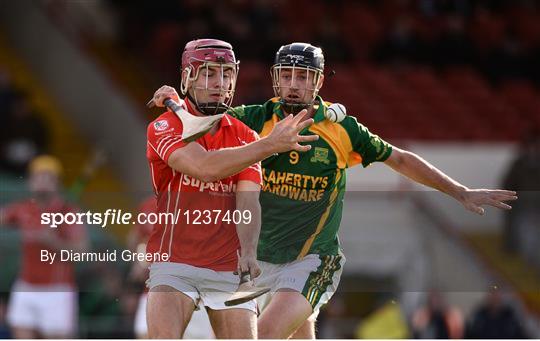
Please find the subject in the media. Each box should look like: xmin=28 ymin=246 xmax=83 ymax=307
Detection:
xmin=147 ymin=262 xmax=257 ymax=313
xmin=7 ymin=281 xmax=77 ymax=336
xmin=256 ymin=252 xmax=345 ymax=314
xmin=134 ymin=292 xmax=214 ymax=338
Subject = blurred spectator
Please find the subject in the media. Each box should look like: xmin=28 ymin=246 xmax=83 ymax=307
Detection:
xmin=317 ymin=294 xmax=349 ymax=338
xmin=373 ymin=15 xmax=425 ymax=64
xmin=482 ymin=31 xmax=529 ymax=83
xmin=98 ymin=0 xmax=540 ymax=88
xmin=411 ymin=291 xmax=464 ymax=338
xmin=0 ymin=155 xmax=88 ymax=338
xmin=355 ymin=300 xmax=410 ymax=338
xmin=314 ymin=18 xmax=352 ymax=63
xmin=501 ymin=130 xmax=540 ymax=267
xmin=78 ymin=263 xmax=134 ymax=338
xmin=0 ymin=91 xmax=49 ymax=175
xmin=128 ymin=196 xmax=155 ymax=339
xmin=433 ymin=14 xmax=474 ymax=67
xmin=0 ymin=69 xmax=17 ymax=112
xmin=465 ymin=290 xmax=529 ymax=338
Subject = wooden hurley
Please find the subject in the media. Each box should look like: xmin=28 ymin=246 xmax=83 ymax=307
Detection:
xmin=224 ymin=272 xmax=270 ymax=307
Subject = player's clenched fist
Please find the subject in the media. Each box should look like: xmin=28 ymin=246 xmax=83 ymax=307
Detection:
xmin=147 ymin=85 xmax=180 ymax=107
xmin=237 ymin=253 xmax=262 ymax=279
xmin=265 ymin=109 xmax=319 ymax=153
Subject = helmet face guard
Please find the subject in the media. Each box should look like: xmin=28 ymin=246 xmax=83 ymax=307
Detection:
xmin=271 ymin=65 xmax=323 ymax=114
xmin=271 ymin=43 xmax=325 ymax=114
xmin=180 ymin=39 xmax=239 ymax=116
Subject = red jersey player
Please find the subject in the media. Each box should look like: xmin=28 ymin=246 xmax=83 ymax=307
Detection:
xmin=1 ymin=155 xmax=88 ymax=338
xmin=145 ymin=39 xmax=318 ymax=338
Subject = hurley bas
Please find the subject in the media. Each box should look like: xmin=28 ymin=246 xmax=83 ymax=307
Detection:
xmin=40 ymin=249 xmax=169 ymax=264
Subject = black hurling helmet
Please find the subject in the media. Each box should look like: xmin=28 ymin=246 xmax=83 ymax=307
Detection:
xmin=271 ymin=42 xmax=325 ymax=114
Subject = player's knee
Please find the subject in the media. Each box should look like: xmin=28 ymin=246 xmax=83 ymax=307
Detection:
xmin=147 ymin=316 xmax=183 ymax=339
xmin=148 ymin=327 xmax=180 ymax=339
xmin=258 ymin=317 xmax=291 ymax=339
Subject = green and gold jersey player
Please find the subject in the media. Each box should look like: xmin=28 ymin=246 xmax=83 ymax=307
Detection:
xmin=226 ymin=42 xmax=394 ymax=316
xmin=230 ymin=96 xmax=392 ymax=265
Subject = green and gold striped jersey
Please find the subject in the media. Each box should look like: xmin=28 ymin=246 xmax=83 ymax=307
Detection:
xmin=229 ymin=96 xmax=393 ymax=263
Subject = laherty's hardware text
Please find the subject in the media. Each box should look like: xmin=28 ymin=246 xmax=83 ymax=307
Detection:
xmin=40 ymin=249 xmax=169 ymax=264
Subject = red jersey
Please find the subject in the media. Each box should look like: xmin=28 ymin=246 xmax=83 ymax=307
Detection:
xmin=1 ymin=197 xmax=86 ymax=285
xmin=146 ymin=100 xmax=262 ymax=271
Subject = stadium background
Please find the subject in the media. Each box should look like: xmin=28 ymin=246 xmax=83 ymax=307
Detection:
xmin=1 ymin=0 xmax=539 ymax=338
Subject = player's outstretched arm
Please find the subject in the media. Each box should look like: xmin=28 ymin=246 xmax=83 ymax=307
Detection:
xmin=167 ymin=110 xmax=318 ymax=182
xmin=235 ymin=180 xmax=262 ymax=279
xmin=384 ymin=147 xmax=518 ymax=215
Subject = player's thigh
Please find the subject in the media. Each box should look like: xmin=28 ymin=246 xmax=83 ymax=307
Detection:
xmin=198 ymin=270 xmax=257 ymax=338
xmin=258 ymin=289 xmax=313 ymax=339
xmin=207 ymin=307 xmax=256 ymax=339
xmin=146 ymin=262 xmax=202 ymax=338
xmin=146 ymin=285 xmax=196 ymax=338
xmin=258 ymin=253 xmax=345 ymax=338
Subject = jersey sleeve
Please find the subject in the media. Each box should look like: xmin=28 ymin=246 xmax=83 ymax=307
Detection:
xmin=341 ymin=116 xmax=393 ymax=168
xmin=147 ymin=113 xmax=188 ymax=164
xmin=237 ymin=127 xmax=263 ymax=186
xmin=228 ymin=103 xmax=269 ymax=134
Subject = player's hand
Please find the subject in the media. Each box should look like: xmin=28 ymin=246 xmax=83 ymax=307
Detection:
xmin=459 ymin=189 xmax=518 ymax=215
xmin=147 ymin=85 xmax=180 ymax=108
xmin=236 ymin=253 xmax=261 ymax=280
xmin=265 ymin=109 xmax=319 ymax=153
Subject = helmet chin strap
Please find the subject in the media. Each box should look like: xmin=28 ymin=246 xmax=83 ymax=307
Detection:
xmin=186 ymin=93 xmax=230 ymax=116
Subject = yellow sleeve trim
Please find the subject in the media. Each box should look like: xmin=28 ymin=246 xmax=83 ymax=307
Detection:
xmin=349 ymin=151 xmax=363 ymax=167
